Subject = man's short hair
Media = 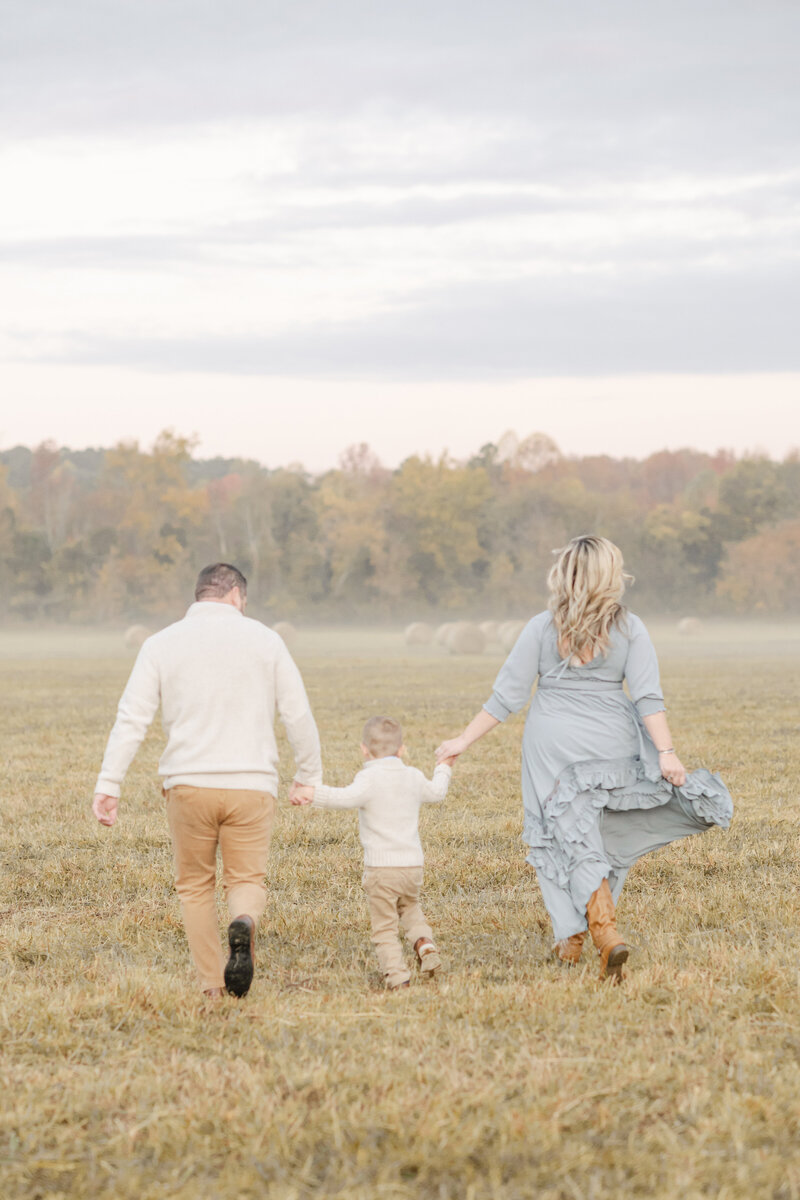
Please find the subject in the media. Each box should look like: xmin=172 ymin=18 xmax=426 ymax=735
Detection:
xmin=195 ymin=563 xmax=248 ymax=601
xmin=362 ymin=715 xmax=403 ymax=758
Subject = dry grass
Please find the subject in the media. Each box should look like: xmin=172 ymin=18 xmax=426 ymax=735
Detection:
xmin=1 ymin=626 xmax=799 ymax=1200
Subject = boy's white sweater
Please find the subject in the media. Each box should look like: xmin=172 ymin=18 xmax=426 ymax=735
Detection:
xmin=313 ymin=756 xmax=451 ymax=866
xmin=95 ymin=602 xmax=322 ymax=798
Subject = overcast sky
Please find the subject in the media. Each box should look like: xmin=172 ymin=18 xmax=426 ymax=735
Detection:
xmin=1 ymin=0 xmax=798 ymax=468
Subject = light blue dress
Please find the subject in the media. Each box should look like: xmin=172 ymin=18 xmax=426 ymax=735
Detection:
xmin=484 ymin=611 xmax=733 ymax=941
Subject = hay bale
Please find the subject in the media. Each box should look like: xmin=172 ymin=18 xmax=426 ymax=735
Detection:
xmin=446 ymin=621 xmax=487 ymax=655
xmin=273 ymin=621 xmax=298 ymax=645
xmin=123 ymin=624 xmax=151 ymax=650
xmin=404 ymin=622 xmax=434 ymax=646
xmin=479 ymin=620 xmax=501 ymax=642
xmin=434 ymin=622 xmax=455 ymax=646
xmin=499 ymin=619 xmax=526 ymax=651
xmin=677 ymin=617 xmax=703 ymax=636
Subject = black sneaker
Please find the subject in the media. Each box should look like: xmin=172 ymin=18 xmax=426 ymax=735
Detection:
xmin=224 ymin=915 xmax=255 ymax=998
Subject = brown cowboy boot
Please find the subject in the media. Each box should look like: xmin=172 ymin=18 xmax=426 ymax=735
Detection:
xmin=553 ymin=932 xmax=586 ymax=965
xmin=586 ymin=879 xmax=629 ymax=983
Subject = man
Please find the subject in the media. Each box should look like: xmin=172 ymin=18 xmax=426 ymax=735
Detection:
xmin=92 ymin=563 xmax=321 ymax=999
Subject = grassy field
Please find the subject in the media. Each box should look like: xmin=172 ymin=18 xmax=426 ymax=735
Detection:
xmin=1 ymin=623 xmax=799 ymax=1199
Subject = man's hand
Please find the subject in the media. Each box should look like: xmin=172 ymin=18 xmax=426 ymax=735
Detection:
xmin=290 ymin=781 xmax=315 ymax=806
xmin=93 ymin=793 xmax=118 ymax=827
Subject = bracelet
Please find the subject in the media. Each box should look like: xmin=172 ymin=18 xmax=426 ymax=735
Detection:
xmin=657 ymin=748 xmax=675 ymax=755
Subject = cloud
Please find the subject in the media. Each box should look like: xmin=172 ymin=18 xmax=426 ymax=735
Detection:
xmin=26 ymin=263 xmax=800 ymax=378
xmin=3 ymin=164 xmax=797 ymax=271
xmin=3 ymin=0 xmax=799 ymax=389
xmin=0 ymin=234 xmax=199 ymax=267
xmin=2 ymin=1 xmax=798 ymax=183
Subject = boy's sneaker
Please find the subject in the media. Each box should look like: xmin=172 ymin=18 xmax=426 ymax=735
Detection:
xmin=224 ymin=915 xmax=255 ymax=998
xmin=414 ymin=937 xmax=441 ymax=976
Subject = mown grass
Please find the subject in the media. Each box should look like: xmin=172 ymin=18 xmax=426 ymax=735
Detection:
xmin=1 ymin=626 xmax=799 ymax=1199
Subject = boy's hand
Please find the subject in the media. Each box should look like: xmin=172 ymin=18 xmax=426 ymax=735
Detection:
xmin=439 ymin=755 xmax=458 ymax=768
xmin=290 ymin=781 xmax=315 ymax=806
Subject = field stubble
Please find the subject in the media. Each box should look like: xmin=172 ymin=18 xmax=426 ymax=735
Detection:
xmin=0 ymin=626 xmax=799 ymax=1199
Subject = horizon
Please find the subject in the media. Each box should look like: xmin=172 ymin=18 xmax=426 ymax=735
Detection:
xmin=1 ymin=419 xmax=797 ymax=474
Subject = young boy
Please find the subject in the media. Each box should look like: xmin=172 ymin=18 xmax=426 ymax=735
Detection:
xmin=291 ymin=715 xmax=453 ymax=990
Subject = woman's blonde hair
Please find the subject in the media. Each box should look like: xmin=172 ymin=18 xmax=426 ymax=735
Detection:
xmin=547 ymin=535 xmax=632 ymax=662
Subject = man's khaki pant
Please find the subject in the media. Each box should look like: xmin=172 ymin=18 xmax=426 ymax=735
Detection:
xmin=164 ymin=786 xmax=276 ymax=991
xmin=362 ymin=866 xmax=433 ymax=988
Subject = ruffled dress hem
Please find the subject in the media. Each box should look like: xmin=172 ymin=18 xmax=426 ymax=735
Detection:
xmin=524 ymin=756 xmax=733 ymax=893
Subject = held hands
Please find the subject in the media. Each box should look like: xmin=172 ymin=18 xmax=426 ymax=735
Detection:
xmin=92 ymin=793 xmax=118 ymax=827
xmin=290 ymin=780 xmax=315 ymax=806
xmin=435 ymin=735 xmax=467 ymax=765
xmin=659 ymin=752 xmax=687 ymax=788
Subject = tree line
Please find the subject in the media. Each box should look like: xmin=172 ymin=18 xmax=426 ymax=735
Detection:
xmin=1 ymin=430 xmax=798 ymax=622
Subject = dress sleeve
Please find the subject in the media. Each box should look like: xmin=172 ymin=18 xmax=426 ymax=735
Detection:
xmin=624 ymin=616 xmax=666 ymax=717
xmin=483 ymin=615 xmax=545 ymax=721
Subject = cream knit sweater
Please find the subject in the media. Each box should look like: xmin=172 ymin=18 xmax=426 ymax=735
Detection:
xmin=95 ymin=602 xmax=322 ymax=798
xmin=313 ymin=757 xmax=451 ymax=866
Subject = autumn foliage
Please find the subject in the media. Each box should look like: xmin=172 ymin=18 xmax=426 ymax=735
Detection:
xmin=0 ymin=432 xmax=797 ymax=620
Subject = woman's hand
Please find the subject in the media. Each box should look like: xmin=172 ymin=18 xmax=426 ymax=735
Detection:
xmin=435 ymin=711 xmax=500 ymax=764
xmin=435 ymin=735 xmax=468 ymax=764
xmin=659 ymin=752 xmax=687 ymax=788
xmin=643 ymin=713 xmax=686 ymax=788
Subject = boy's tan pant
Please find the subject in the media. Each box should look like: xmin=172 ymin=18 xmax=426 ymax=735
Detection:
xmin=164 ymin=785 xmax=276 ymax=991
xmin=362 ymin=866 xmax=433 ymax=988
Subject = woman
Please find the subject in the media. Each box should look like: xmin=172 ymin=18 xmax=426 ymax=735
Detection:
xmin=436 ymin=535 xmax=732 ymax=981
